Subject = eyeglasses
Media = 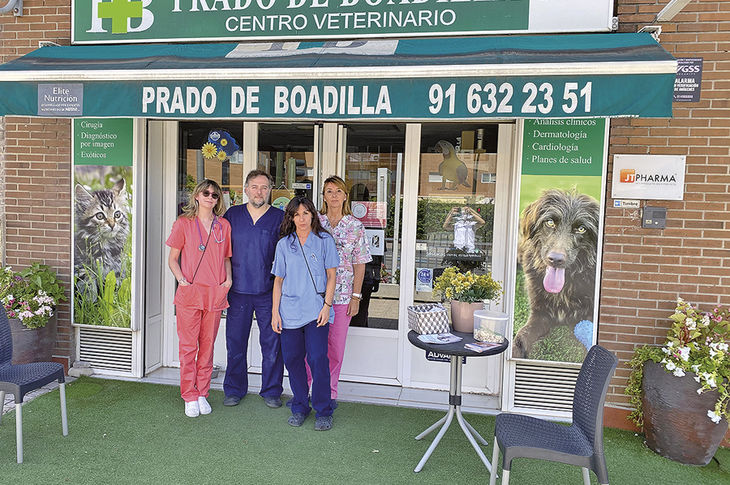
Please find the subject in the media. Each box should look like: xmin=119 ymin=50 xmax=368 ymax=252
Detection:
xmin=201 ymin=190 xmax=219 ymax=200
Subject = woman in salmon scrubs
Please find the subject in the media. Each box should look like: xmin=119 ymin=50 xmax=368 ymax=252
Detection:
xmin=167 ymin=179 xmax=232 ymax=417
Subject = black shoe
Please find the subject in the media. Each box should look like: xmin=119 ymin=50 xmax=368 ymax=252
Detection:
xmin=264 ymin=396 xmax=282 ymax=408
xmin=223 ymin=395 xmax=241 ymax=406
xmin=288 ymin=413 xmax=307 ymax=427
xmin=314 ymin=415 xmax=333 ymax=431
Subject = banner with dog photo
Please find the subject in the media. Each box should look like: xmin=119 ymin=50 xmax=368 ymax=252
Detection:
xmin=72 ymin=118 xmax=134 ymax=328
xmin=511 ymin=119 xmax=607 ymax=362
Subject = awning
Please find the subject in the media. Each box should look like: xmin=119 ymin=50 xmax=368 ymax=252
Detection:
xmin=0 ymin=33 xmax=676 ymax=120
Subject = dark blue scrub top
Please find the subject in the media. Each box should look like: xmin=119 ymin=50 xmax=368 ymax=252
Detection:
xmin=224 ymin=204 xmax=284 ymax=295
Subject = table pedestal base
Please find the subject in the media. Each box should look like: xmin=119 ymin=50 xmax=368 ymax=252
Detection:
xmin=414 ymin=356 xmax=494 ymax=473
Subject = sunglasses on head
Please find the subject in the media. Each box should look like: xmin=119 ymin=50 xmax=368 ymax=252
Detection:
xmin=201 ymin=190 xmax=219 ymax=200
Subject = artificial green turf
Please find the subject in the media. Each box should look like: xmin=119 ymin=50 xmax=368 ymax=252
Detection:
xmin=0 ymin=377 xmax=728 ymax=484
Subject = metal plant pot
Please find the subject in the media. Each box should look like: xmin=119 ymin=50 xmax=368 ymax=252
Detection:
xmin=9 ymin=314 xmax=57 ymax=364
xmin=642 ymin=360 xmax=728 ymax=465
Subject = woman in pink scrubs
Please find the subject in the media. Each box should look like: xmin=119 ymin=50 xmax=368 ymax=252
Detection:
xmin=167 ymin=179 xmax=232 ymax=418
xmin=313 ymin=176 xmax=371 ymax=407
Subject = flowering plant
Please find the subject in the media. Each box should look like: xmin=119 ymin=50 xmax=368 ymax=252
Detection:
xmin=433 ymin=266 xmax=502 ymax=304
xmin=0 ymin=263 xmax=66 ymax=329
xmin=627 ymin=298 xmax=729 ymax=425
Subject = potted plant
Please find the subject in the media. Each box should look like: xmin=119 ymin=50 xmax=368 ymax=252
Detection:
xmin=626 ymin=298 xmax=729 ymax=465
xmin=0 ymin=263 xmax=66 ymax=364
xmin=433 ymin=266 xmax=502 ymax=332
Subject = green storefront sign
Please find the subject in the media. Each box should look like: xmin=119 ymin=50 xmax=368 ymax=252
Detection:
xmin=6 ymin=74 xmax=672 ymax=119
xmin=73 ymin=118 xmax=134 ymax=166
xmin=74 ymin=0 xmax=529 ymax=42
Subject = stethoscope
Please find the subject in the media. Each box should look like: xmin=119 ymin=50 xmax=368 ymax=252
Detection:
xmin=195 ymin=215 xmax=225 ymax=251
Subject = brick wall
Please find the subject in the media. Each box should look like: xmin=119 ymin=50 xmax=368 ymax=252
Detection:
xmin=1 ymin=0 xmax=728 ymax=411
xmin=1 ymin=0 xmax=73 ymax=366
xmin=602 ymin=1 xmax=730 ymax=416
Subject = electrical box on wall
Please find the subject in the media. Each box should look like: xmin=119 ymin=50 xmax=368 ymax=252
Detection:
xmin=642 ymin=206 xmax=667 ymax=229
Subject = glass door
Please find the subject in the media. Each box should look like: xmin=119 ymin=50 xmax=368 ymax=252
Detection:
xmin=409 ymin=123 xmax=503 ymax=390
xmin=167 ymin=122 xmax=245 ymax=368
xmin=338 ymin=123 xmax=406 ymax=382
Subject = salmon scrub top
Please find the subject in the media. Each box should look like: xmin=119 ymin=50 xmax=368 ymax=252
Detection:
xmin=166 ymin=215 xmax=232 ymax=311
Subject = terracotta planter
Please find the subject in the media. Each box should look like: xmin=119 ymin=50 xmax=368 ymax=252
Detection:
xmin=642 ymin=360 xmax=728 ymax=466
xmin=9 ymin=314 xmax=57 ymax=364
xmin=450 ymin=301 xmax=485 ymax=332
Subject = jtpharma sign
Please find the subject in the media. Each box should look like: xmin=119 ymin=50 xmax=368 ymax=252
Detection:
xmin=611 ymin=154 xmax=686 ymax=201
xmin=72 ymin=0 xmax=614 ymax=44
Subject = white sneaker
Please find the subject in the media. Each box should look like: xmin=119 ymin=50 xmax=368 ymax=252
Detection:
xmin=185 ymin=400 xmax=200 ymax=418
xmin=198 ymin=396 xmax=212 ymax=415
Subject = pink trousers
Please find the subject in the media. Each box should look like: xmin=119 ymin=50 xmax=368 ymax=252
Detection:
xmin=176 ymin=306 xmax=222 ymax=402
xmin=307 ymin=303 xmax=351 ymax=399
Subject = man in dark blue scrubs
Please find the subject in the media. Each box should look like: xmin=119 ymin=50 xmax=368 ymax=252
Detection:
xmin=222 ymin=170 xmax=285 ymax=407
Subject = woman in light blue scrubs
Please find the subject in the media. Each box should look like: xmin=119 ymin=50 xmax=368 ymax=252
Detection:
xmin=272 ymin=197 xmax=339 ymax=431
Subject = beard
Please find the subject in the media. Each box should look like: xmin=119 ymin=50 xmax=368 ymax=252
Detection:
xmin=249 ymin=198 xmax=266 ymax=208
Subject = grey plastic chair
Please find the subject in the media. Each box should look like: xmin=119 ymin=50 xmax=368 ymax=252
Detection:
xmin=0 ymin=307 xmax=68 ymax=463
xmin=489 ymin=345 xmax=618 ymax=485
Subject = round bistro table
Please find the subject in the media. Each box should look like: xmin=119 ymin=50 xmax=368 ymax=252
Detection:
xmin=407 ymin=330 xmax=509 ymax=473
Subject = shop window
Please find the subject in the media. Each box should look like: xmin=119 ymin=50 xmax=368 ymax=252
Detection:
xmin=257 ymin=123 xmax=316 ymax=207
xmin=177 ymin=122 xmax=244 ymax=213
xmin=414 ymin=123 xmax=499 ymax=302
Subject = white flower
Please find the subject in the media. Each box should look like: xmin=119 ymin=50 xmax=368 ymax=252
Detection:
xmin=673 ymin=368 xmax=685 ymax=377
xmin=678 ymin=347 xmax=690 ymax=361
xmin=718 ymin=343 xmax=729 ymax=352
xmin=661 ymin=347 xmax=671 ymax=354
xmin=691 ymin=364 xmax=701 ymax=373
xmin=667 ymin=341 xmax=674 ymax=348
xmin=697 ymin=388 xmax=703 ymax=395
xmin=707 ymin=376 xmax=717 ymax=388
xmin=18 ymin=310 xmax=34 ymax=320
xmin=694 ymin=376 xmax=701 ymax=383
xmin=664 ymin=360 xmax=676 ymax=371
xmin=34 ymin=305 xmax=53 ymax=316
xmin=686 ymin=318 xmax=696 ymax=330
xmin=701 ymin=315 xmax=711 ymax=327
xmin=707 ymin=410 xmax=722 ymax=424
xmin=709 ymin=348 xmax=718 ymax=358
xmin=33 ymin=291 xmax=55 ymax=306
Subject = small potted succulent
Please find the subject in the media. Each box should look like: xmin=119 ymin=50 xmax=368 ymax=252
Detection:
xmin=0 ymin=263 xmax=66 ymax=363
xmin=626 ymin=298 xmax=729 ymax=465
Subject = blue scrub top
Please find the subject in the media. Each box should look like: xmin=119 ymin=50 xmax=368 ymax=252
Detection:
xmin=272 ymin=231 xmax=339 ymax=329
xmin=224 ymin=204 xmax=284 ymax=295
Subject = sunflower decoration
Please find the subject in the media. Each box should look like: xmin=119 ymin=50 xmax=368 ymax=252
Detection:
xmin=201 ymin=142 xmax=218 ymax=159
xmin=202 ymin=129 xmax=240 ymax=161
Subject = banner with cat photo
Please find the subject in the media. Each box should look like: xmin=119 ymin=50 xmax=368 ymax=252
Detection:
xmin=72 ymin=118 xmax=134 ymax=328
xmin=511 ymin=119 xmax=607 ymax=363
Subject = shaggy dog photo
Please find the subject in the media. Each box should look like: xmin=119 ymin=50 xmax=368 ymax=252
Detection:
xmin=513 ymin=188 xmax=600 ymax=359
